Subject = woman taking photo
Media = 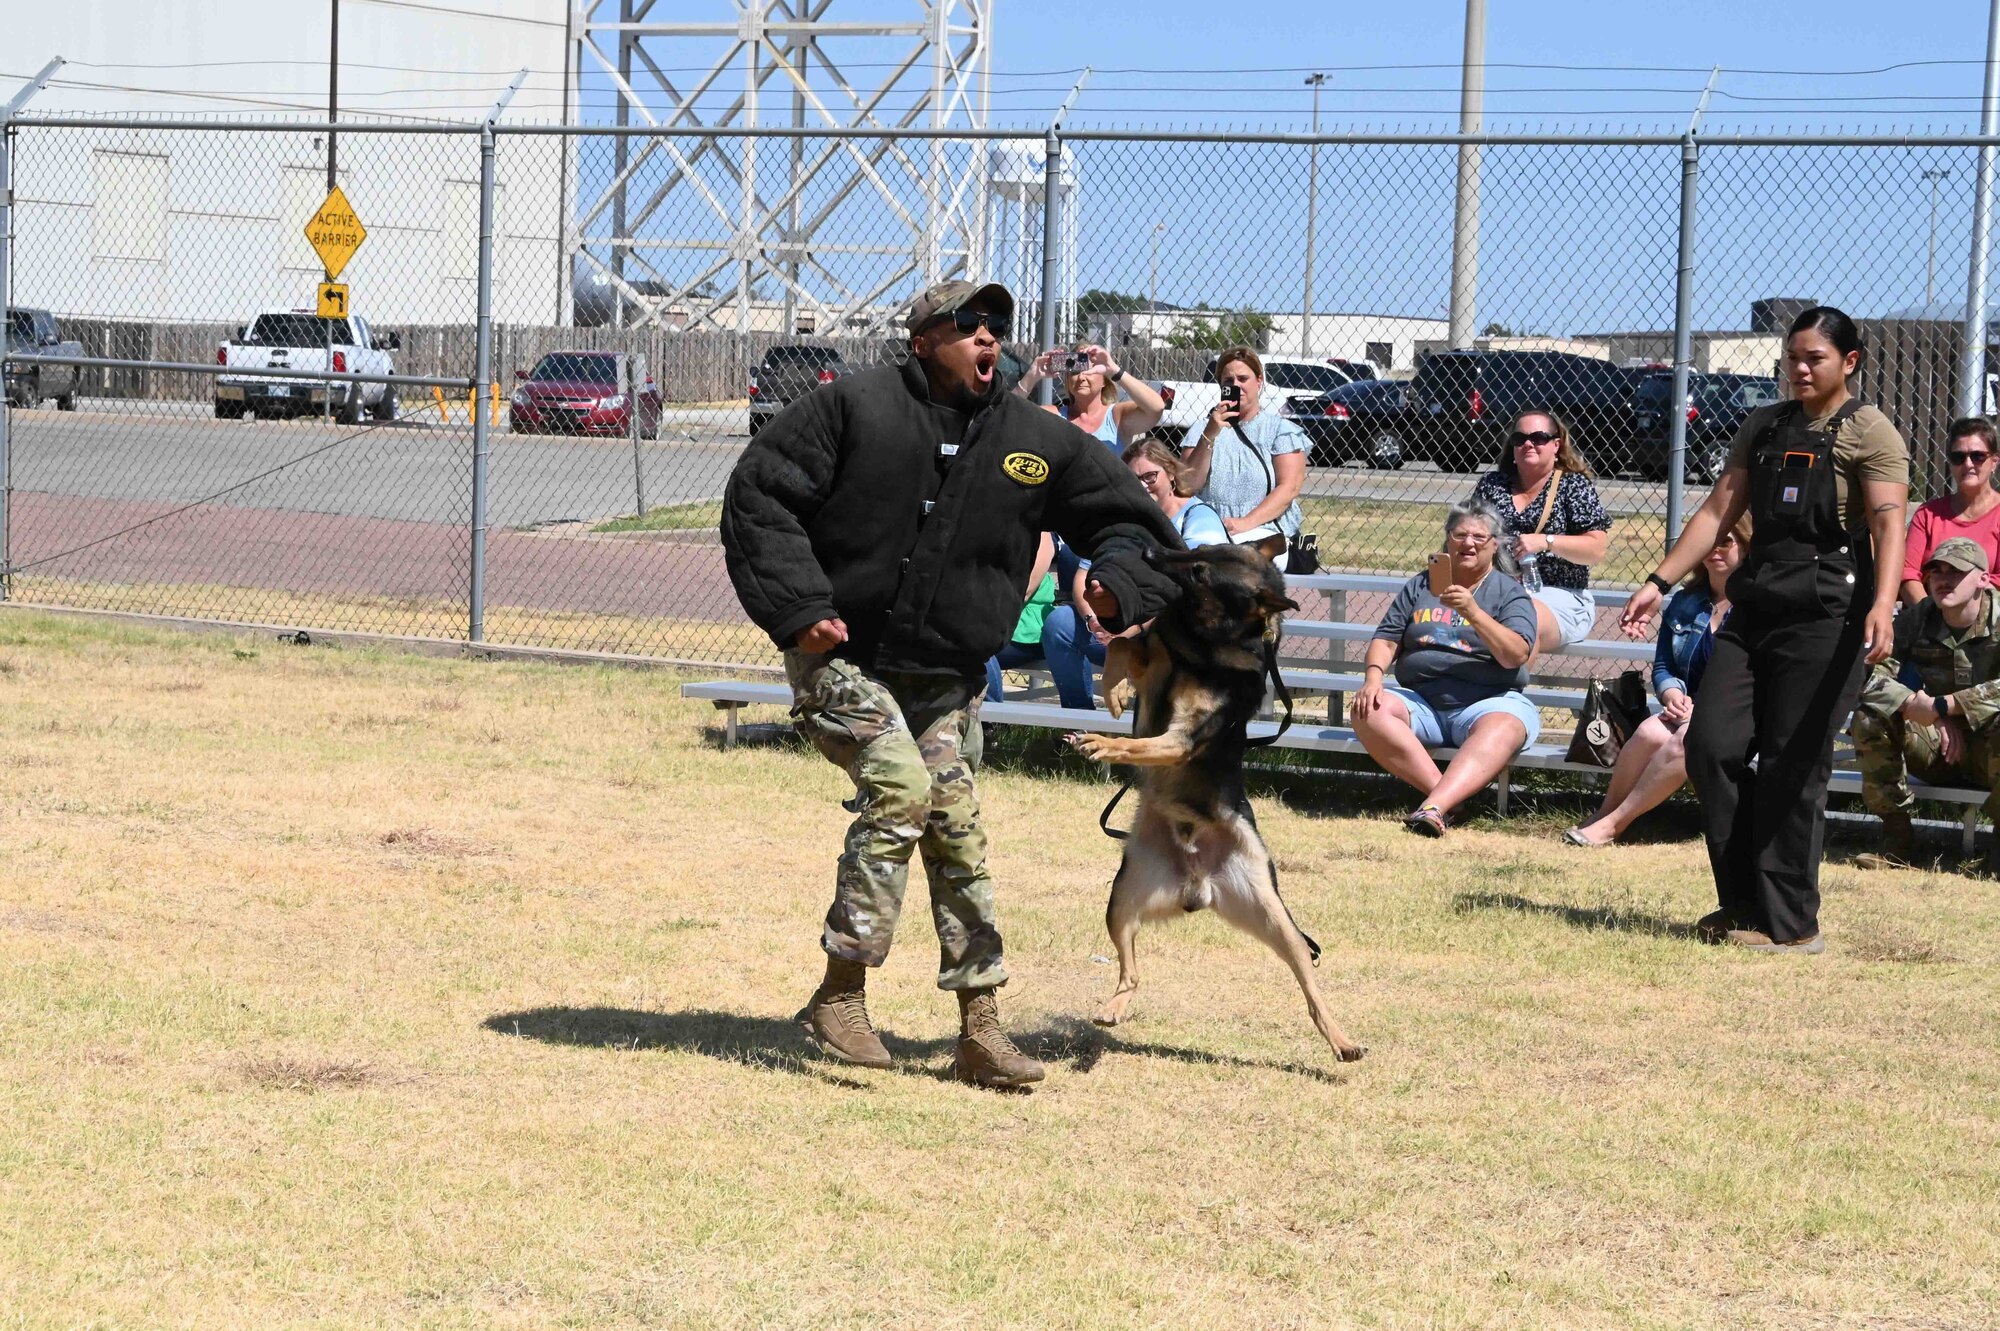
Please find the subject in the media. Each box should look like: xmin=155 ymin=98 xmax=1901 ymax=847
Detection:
xmin=1015 ymin=343 xmax=1166 ymax=451
xmin=1352 ymin=499 xmax=1541 ymax=838
xmin=1472 ymin=409 xmax=1613 ymax=653
xmin=1621 ymin=306 xmax=1909 ymax=954
xmin=1564 ymin=516 xmax=1748 ymax=846
xmin=1901 ymin=416 xmax=2000 ymax=604
xmin=1044 ymin=439 xmax=1229 ymax=709
xmin=1177 ymin=346 xmax=1309 ymax=569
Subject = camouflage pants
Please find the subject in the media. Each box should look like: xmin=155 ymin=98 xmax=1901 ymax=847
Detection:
xmin=1850 ymin=710 xmax=2000 ymax=818
xmin=783 ymin=650 xmax=1006 ymax=990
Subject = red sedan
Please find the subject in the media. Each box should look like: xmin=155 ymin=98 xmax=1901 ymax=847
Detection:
xmin=508 ymin=351 xmax=663 ymax=437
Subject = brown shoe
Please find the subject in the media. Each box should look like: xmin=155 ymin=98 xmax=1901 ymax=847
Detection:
xmin=1856 ymin=810 xmax=1915 ymax=870
xmin=796 ymin=956 xmax=891 ymax=1069
xmin=1724 ymin=928 xmax=1825 ymax=955
xmin=954 ymin=989 xmax=1044 ymax=1088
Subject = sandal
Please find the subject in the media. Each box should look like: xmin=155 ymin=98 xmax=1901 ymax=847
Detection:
xmin=1560 ymin=826 xmax=1603 ymax=847
xmin=1403 ymin=805 xmax=1447 ymax=838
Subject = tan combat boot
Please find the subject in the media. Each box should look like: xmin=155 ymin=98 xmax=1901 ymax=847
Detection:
xmin=1855 ymin=810 xmax=1915 ymax=871
xmin=796 ymin=956 xmax=891 ymax=1069
xmin=954 ymin=988 xmax=1045 ymax=1088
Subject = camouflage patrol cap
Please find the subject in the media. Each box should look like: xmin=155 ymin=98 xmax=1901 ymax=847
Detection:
xmin=904 ymin=279 xmax=1014 ymax=332
xmin=1924 ymin=537 xmax=1990 ymax=575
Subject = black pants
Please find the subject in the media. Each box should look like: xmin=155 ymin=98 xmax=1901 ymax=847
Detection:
xmin=1683 ymin=611 xmax=1868 ymax=942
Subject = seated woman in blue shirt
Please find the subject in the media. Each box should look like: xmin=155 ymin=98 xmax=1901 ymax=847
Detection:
xmin=1042 ymin=438 xmax=1230 ymax=708
xmin=1564 ymin=514 xmax=1749 ymax=846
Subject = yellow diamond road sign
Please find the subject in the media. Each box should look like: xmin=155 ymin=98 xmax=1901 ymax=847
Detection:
xmin=305 ymin=186 xmax=366 ymax=281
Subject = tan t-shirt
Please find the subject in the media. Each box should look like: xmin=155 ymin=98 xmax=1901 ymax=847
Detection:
xmin=1724 ymin=401 xmax=1910 ymax=529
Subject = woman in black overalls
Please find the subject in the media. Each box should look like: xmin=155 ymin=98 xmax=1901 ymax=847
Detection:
xmin=1621 ymin=307 xmax=1908 ymax=953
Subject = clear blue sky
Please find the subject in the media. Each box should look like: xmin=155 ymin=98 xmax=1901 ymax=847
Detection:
xmin=567 ymin=1 xmax=2000 ymax=338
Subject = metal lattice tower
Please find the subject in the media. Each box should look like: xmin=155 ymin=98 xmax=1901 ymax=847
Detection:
xmin=571 ymin=0 xmax=993 ymax=335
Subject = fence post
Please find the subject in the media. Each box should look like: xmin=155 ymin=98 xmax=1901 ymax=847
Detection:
xmin=1036 ymin=125 xmax=1063 ymax=406
xmin=470 ymin=123 xmax=496 ymax=643
xmin=1665 ymin=132 xmax=1700 ymax=549
xmin=1961 ymin=3 xmax=2000 ymax=418
xmin=0 ymin=124 xmax=13 ymax=601
xmin=629 ymin=351 xmax=646 ymax=519
xmin=0 ymin=61 xmax=62 ymax=602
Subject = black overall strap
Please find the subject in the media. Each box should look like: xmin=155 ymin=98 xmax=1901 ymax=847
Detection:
xmin=1097 ymin=634 xmax=1293 ymax=840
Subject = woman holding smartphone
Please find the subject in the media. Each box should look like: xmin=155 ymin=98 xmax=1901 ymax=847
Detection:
xmin=1176 ymin=346 xmax=1308 ymax=569
xmin=1015 ymin=343 xmax=1165 ymax=451
xmin=1620 ymin=306 xmax=1909 ymax=954
xmin=1352 ymin=499 xmax=1541 ymax=837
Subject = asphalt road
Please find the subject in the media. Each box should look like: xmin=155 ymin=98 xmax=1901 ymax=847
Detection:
xmin=7 ymin=400 xmax=750 ymax=528
xmin=10 ymin=399 xmax=1694 ymax=526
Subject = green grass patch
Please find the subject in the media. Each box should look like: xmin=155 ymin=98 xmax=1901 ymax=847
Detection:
xmin=594 ymin=499 xmax=725 ymax=533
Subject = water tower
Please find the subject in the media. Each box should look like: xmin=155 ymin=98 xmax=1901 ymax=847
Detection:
xmin=570 ymin=0 xmax=993 ymax=337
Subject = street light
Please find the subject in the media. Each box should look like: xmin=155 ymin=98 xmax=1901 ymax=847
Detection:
xmin=1301 ymin=72 xmax=1327 ymax=356
xmin=1921 ymin=166 xmax=1952 ymax=307
xmin=1148 ymin=221 xmax=1166 ymax=348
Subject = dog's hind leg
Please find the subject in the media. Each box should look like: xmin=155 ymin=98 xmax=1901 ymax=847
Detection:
xmin=1095 ymin=807 xmax=1186 ymax=1028
xmin=1210 ymin=822 xmax=1366 ymax=1063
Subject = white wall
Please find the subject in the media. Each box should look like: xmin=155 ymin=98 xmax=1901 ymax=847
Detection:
xmin=2 ymin=0 xmax=573 ymax=326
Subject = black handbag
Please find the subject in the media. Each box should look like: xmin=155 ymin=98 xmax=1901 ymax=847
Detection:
xmin=1565 ymin=668 xmax=1650 ymax=767
xmin=1235 ymin=422 xmax=1319 ymax=573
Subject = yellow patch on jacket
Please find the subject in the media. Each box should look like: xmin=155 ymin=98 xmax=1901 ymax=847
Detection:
xmin=1001 ymin=452 xmax=1049 ymax=486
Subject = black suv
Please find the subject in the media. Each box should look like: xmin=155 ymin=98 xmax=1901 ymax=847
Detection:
xmin=1405 ymin=349 xmax=1642 ymax=474
xmin=1628 ymin=371 xmax=1781 ymax=482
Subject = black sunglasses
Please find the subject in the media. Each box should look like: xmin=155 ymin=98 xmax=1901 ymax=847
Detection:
xmin=1949 ymin=449 xmax=1993 ymax=465
xmin=927 ymin=308 xmax=1010 ymax=338
xmin=1510 ymin=430 xmax=1560 ymax=447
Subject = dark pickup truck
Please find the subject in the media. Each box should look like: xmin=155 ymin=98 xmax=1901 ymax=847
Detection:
xmin=5 ymin=307 xmax=83 ymax=410
xmin=747 ymin=344 xmax=853 ymax=437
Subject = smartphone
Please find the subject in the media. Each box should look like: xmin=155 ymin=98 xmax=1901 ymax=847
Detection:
xmin=1427 ymin=550 xmax=1451 ymax=597
xmin=1066 ymin=353 xmax=1085 ymax=374
xmin=1220 ymin=382 xmax=1243 ymax=416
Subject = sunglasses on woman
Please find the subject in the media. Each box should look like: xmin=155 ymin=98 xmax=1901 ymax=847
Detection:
xmin=1510 ymin=430 xmax=1560 ymax=448
xmin=926 ymin=308 xmax=1010 ymax=338
xmin=1949 ymin=449 xmax=1993 ymax=466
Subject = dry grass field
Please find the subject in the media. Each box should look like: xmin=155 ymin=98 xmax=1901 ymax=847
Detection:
xmin=2 ymin=608 xmax=1997 ymax=1330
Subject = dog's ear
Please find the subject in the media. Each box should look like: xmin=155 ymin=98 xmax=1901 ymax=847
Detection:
xmin=1249 ymin=533 xmax=1288 ymax=564
xmin=1258 ymin=588 xmax=1300 ymax=614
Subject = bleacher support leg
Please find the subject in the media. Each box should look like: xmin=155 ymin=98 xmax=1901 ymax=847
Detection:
xmin=723 ymin=702 xmax=739 ymax=749
xmin=1496 ymin=770 xmax=1510 ymax=818
xmin=1964 ymin=807 xmax=1979 ymax=859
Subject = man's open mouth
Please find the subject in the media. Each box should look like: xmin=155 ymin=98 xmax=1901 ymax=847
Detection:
xmin=973 ymin=350 xmax=996 ymax=384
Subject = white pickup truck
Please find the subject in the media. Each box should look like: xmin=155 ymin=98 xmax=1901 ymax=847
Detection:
xmin=215 ymin=309 xmax=401 ymax=423
xmin=1151 ymin=354 xmax=1376 ymax=446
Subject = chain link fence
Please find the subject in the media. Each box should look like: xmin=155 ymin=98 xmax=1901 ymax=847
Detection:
xmin=2 ymin=118 xmax=1995 ymax=675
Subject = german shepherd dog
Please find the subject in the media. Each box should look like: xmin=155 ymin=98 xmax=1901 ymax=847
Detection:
xmin=1066 ymin=536 xmax=1366 ymax=1062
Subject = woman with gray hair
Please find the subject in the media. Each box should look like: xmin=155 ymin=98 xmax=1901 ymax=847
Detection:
xmin=1351 ymin=499 xmax=1542 ymax=836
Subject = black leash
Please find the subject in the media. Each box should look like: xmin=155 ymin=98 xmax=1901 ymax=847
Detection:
xmin=1096 ymin=634 xmax=1293 ymax=840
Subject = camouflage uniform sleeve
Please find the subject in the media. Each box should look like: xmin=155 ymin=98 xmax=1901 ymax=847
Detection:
xmin=1858 ymin=607 xmax=1923 ymax=718
xmin=1950 ymin=679 xmax=2000 ymax=732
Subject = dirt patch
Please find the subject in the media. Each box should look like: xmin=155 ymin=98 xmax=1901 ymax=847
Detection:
xmin=239 ymin=1055 xmax=376 ymax=1093
xmin=378 ymin=827 xmax=491 ymax=858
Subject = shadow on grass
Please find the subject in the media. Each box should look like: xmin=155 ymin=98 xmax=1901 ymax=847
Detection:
xmin=1453 ymin=890 xmax=1699 ymax=940
xmin=483 ymin=1007 xmax=1352 ymax=1086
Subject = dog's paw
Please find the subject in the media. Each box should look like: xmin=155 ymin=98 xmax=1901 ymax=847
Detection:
xmin=1104 ymin=678 xmax=1135 ymax=720
xmin=1066 ymin=731 xmax=1115 ymax=762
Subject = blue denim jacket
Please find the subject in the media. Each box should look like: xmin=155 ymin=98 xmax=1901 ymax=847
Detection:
xmin=1653 ymin=586 xmax=1717 ymax=701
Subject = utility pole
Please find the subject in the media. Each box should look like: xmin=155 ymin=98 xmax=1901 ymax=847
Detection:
xmin=1301 ymin=72 xmax=1326 ymax=357
xmin=326 ymin=0 xmax=339 ymax=424
xmin=1923 ymin=166 xmax=1951 ymax=307
xmin=327 ymin=0 xmax=339 ymax=190
xmin=1148 ymin=221 xmax=1165 ymax=348
xmin=1447 ymin=0 xmax=1485 ymax=349
xmin=1960 ymin=0 xmax=2000 ymax=417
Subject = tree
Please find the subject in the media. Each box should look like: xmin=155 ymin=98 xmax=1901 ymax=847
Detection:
xmin=1077 ymin=288 xmax=1149 ymax=318
xmin=1165 ymin=308 xmax=1274 ymax=351
xmin=1481 ymin=321 xmax=1519 ymax=337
